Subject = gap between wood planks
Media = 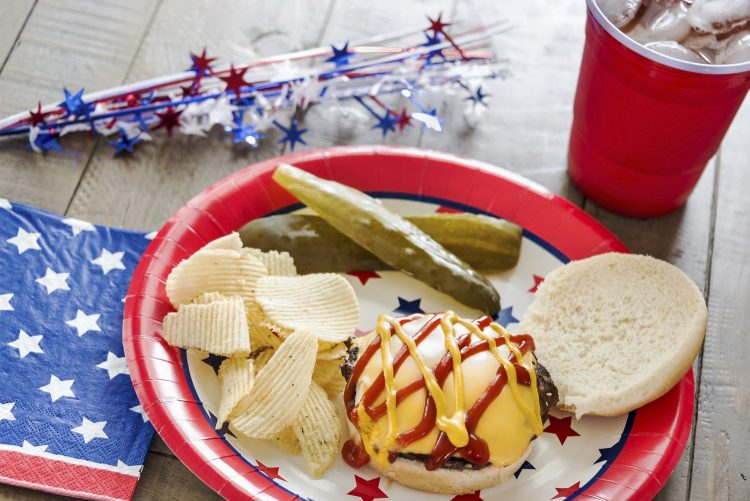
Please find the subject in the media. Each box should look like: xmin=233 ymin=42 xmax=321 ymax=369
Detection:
xmin=0 ymin=1 xmax=37 ymax=75
xmin=61 ymin=0 xmax=165 ymax=218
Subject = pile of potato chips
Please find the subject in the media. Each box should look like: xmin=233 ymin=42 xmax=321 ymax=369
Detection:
xmin=162 ymin=232 xmax=359 ymax=478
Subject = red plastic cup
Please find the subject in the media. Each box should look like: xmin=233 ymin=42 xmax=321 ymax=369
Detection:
xmin=568 ymin=0 xmax=750 ymax=217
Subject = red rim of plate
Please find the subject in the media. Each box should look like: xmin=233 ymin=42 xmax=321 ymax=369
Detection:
xmin=122 ymin=145 xmax=694 ymax=501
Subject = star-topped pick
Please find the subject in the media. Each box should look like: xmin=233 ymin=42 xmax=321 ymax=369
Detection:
xmin=326 ymin=42 xmax=354 ymax=67
xmin=371 ymin=110 xmax=398 ymax=138
xmin=394 ymin=297 xmax=425 ymax=315
xmin=153 ymin=107 xmax=183 ymax=137
xmin=427 ymin=13 xmax=450 ymax=36
xmin=274 ymin=118 xmax=307 ymax=151
xmin=190 ymin=47 xmax=216 ymax=77
xmin=28 ymin=102 xmax=46 ymax=126
xmin=220 ymin=64 xmax=248 ymax=99
xmin=108 ymin=127 xmax=142 ymax=156
xmin=62 ymin=88 xmax=91 ymax=117
xmin=544 ymin=415 xmax=581 ymax=445
xmin=394 ymin=108 xmax=412 ymax=132
xmin=347 ymin=475 xmax=388 ymax=501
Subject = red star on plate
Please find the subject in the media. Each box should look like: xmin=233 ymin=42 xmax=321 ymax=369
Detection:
xmin=451 ymin=491 xmax=483 ymax=501
xmin=153 ymin=107 xmax=183 ymax=137
xmin=347 ymin=270 xmax=381 ymax=285
xmin=427 ymin=13 xmax=450 ymax=36
xmin=529 ymin=274 xmax=545 ymax=293
xmin=347 ymin=475 xmax=388 ymax=501
xmin=544 ymin=415 xmax=581 ymax=445
xmin=220 ymin=64 xmax=248 ymax=99
xmin=190 ymin=47 xmax=216 ymax=77
xmin=551 ymin=481 xmax=581 ymax=499
xmin=255 ymin=460 xmax=286 ymax=482
xmin=435 ymin=205 xmax=462 ymax=214
xmin=28 ymin=101 xmax=46 ymax=126
xmin=394 ymin=108 xmax=412 ymax=132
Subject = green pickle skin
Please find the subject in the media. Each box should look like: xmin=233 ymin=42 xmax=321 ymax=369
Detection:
xmin=270 ymin=163 xmax=502 ymax=315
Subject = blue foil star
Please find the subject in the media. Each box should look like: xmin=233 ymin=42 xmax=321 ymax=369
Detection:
xmin=325 ymin=42 xmax=354 ymax=67
xmin=62 ymin=87 xmax=91 ymax=117
xmin=494 ymin=306 xmax=519 ymax=327
xmin=513 ymin=460 xmax=535 ymax=479
xmin=465 ymin=86 xmax=491 ymax=107
xmin=33 ymin=131 xmax=63 ymax=153
xmin=233 ymin=124 xmax=264 ymax=146
xmin=394 ymin=297 xmax=425 ymax=315
xmin=108 ymin=128 xmax=142 ymax=156
xmin=274 ymin=118 xmax=308 ymax=151
xmin=423 ymin=32 xmax=444 ymax=65
xmin=371 ymin=110 xmax=398 ymax=138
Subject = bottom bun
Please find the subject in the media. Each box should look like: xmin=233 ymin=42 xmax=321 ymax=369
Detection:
xmin=370 ymin=444 xmax=532 ymax=495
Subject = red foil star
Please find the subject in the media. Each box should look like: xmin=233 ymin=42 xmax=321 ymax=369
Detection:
xmin=543 ymin=415 xmax=581 ymax=445
xmin=154 ymin=107 xmax=183 ymax=137
xmin=347 ymin=475 xmax=388 ymax=501
xmin=190 ymin=47 xmax=217 ymax=77
xmin=255 ymin=460 xmax=286 ymax=482
xmin=220 ymin=64 xmax=248 ymax=99
xmin=28 ymin=102 xmax=46 ymax=126
xmin=552 ymin=481 xmax=581 ymax=499
xmin=451 ymin=491 xmax=483 ymax=501
xmin=427 ymin=13 xmax=450 ymax=36
xmin=529 ymin=274 xmax=545 ymax=293
xmin=394 ymin=108 xmax=412 ymax=132
xmin=347 ymin=270 xmax=381 ymax=286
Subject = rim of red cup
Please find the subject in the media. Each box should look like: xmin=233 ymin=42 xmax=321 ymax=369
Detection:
xmin=586 ymin=0 xmax=750 ymax=75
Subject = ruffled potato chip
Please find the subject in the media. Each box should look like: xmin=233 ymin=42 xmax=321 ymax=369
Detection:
xmin=216 ymin=358 xmax=254 ymax=428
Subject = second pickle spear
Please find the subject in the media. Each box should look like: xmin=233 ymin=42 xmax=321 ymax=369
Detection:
xmin=271 ymin=163 xmax=501 ymax=315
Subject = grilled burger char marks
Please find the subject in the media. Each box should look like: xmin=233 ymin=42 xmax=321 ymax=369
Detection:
xmin=339 ymin=337 xmax=559 ymax=470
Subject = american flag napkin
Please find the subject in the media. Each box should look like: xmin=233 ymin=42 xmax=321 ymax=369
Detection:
xmin=0 ymin=198 xmax=154 ymax=500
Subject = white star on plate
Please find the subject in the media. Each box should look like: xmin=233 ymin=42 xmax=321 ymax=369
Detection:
xmin=130 ymin=404 xmax=149 ymax=422
xmin=39 ymin=375 xmax=75 ymax=402
xmin=62 ymin=217 xmax=95 ymax=236
xmin=0 ymin=402 xmax=15 ymax=421
xmin=21 ymin=440 xmax=48 ymax=454
xmin=0 ymin=293 xmax=13 ymax=311
xmin=116 ymin=460 xmax=143 ymax=475
xmin=96 ymin=351 xmax=129 ymax=379
xmin=0 ymin=198 xmax=11 ymax=210
xmin=8 ymin=330 xmax=43 ymax=358
xmin=65 ymin=309 xmax=101 ymax=337
xmin=35 ymin=268 xmax=70 ymax=294
xmin=6 ymin=227 xmax=41 ymax=254
xmin=91 ymin=249 xmax=125 ymax=274
xmin=71 ymin=417 xmax=108 ymax=443
xmin=144 ymin=231 xmax=157 ymax=240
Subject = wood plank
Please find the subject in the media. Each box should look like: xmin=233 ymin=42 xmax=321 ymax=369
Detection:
xmin=0 ymin=0 xmax=34 ymax=68
xmin=65 ymin=0 xmax=335 ymax=229
xmin=688 ymin=100 xmax=750 ymax=500
xmin=134 ymin=453 xmax=218 ymax=500
xmin=0 ymin=0 xmax=160 ymax=213
xmin=420 ymin=0 xmax=586 ymax=203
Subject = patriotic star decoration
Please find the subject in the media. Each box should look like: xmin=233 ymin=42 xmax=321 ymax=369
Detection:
xmin=202 ymin=353 xmax=227 ymax=375
xmin=22 ymin=440 xmax=48 ymax=454
xmin=90 ymin=248 xmax=126 ymax=274
xmin=411 ymin=108 xmax=444 ymax=132
xmin=394 ymin=297 xmax=425 ymax=315
xmin=0 ymin=402 xmax=16 ymax=421
xmin=96 ymin=351 xmax=129 ymax=379
xmin=274 ymin=118 xmax=308 ymax=151
xmin=28 ymin=102 xmax=46 ymax=126
xmin=347 ymin=475 xmax=388 ymax=501
xmin=427 ymin=13 xmax=450 ymax=36
xmin=30 ymin=129 xmax=63 ymax=153
xmin=8 ymin=330 xmax=44 ymax=358
xmin=62 ymin=217 xmax=95 ymax=236
xmin=552 ymin=481 xmax=581 ymax=499
xmin=220 ymin=64 xmax=248 ymax=99
xmin=6 ymin=227 xmax=41 ymax=254
xmin=513 ymin=460 xmax=536 ymax=478
xmin=0 ymin=293 xmax=13 ymax=311
xmin=190 ymin=48 xmax=217 ymax=77
xmin=255 ymin=460 xmax=286 ymax=482
xmin=394 ymin=108 xmax=412 ymax=132
xmin=130 ymin=405 xmax=149 ymax=423
xmin=39 ymin=375 xmax=75 ymax=402
xmin=208 ymin=96 xmax=239 ymax=128
xmin=450 ymin=491 xmax=483 ymax=501
xmin=72 ymin=417 xmax=108 ymax=443
xmin=494 ymin=306 xmax=519 ymax=327
xmin=108 ymin=127 xmax=143 ymax=156
xmin=116 ymin=460 xmax=143 ymax=476
xmin=326 ymin=42 xmax=355 ymax=67
xmin=594 ymin=443 xmax=622 ymax=465
xmin=153 ymin=107 xmax=183 ymax=137
xmin=35 ymin=268 xmax=70 ymax=294
xmin=465 ymin=86 xmax=490 ymax=107
xmin=371 ymin=110 xmax=398 ymax=138
xmin=65 ymin=309 xmax=101 ymax=337
xmin=347 ymin=270 xmax=381 ymax=286
xmin=529 ymin=274 xmax=545 ymax=293
xmin=543 ymin=415 xmax=581 ymax=445
xmin=62 ymin=88 xmax=92 ymax=117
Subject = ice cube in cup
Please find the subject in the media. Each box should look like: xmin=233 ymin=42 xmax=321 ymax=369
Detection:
xmin=629 ymin=1 xmax=691 ymax=43
xmin=715 ymin=31 xmax=750 ymax=64
xmin=598 ymin=0 xmax=644 ymax=27
xmin=687 ymin=0 xmax=750 ymax=35
xmin=645 ymin=41 xmax=706 ymax=62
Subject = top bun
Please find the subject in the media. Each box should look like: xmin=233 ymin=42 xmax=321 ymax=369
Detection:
xmin=519 ymin=253 xmax=706 ymax=417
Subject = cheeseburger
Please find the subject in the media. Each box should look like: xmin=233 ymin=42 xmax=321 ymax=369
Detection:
xmin=341 ymin=311 xmax=557 ymax=495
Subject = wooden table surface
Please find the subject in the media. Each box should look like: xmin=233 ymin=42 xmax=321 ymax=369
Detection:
xmin=0 ymin=0 xmax=747 ymax=500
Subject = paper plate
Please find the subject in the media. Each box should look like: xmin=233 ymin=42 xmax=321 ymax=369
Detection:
xmin=123 ymin=146 xmax=693 ymax=500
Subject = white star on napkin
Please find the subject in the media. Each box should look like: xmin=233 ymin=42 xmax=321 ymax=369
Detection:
xmin=6 ymin=227 xmax=41 ymax=254
xmin=96 ymin=352 xmax=129 ymax=379
xmin=72 ymin=417 xmax=108 ymax=443
xmin=39 ymin=375 xmax=75 ymax=402
xmin=35 ymin=268 xmax=70 ymax=294
xmin=91 ymin=249 xmax=125 ymax=274
xmin=65 ymin=310 xmax=101 ymax=337
xmin=8 ymin=330 xmax=43 ymax=358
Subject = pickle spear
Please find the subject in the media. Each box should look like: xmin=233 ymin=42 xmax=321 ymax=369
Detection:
xmin=271 ymin=163 xmax=501 ymax=315
xmin=239 ymin=213 xmax=522 ymax=273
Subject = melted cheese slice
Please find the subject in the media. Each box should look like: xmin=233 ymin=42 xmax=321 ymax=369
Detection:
xmin=355 ymin=314 xmax=541 ymax=468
